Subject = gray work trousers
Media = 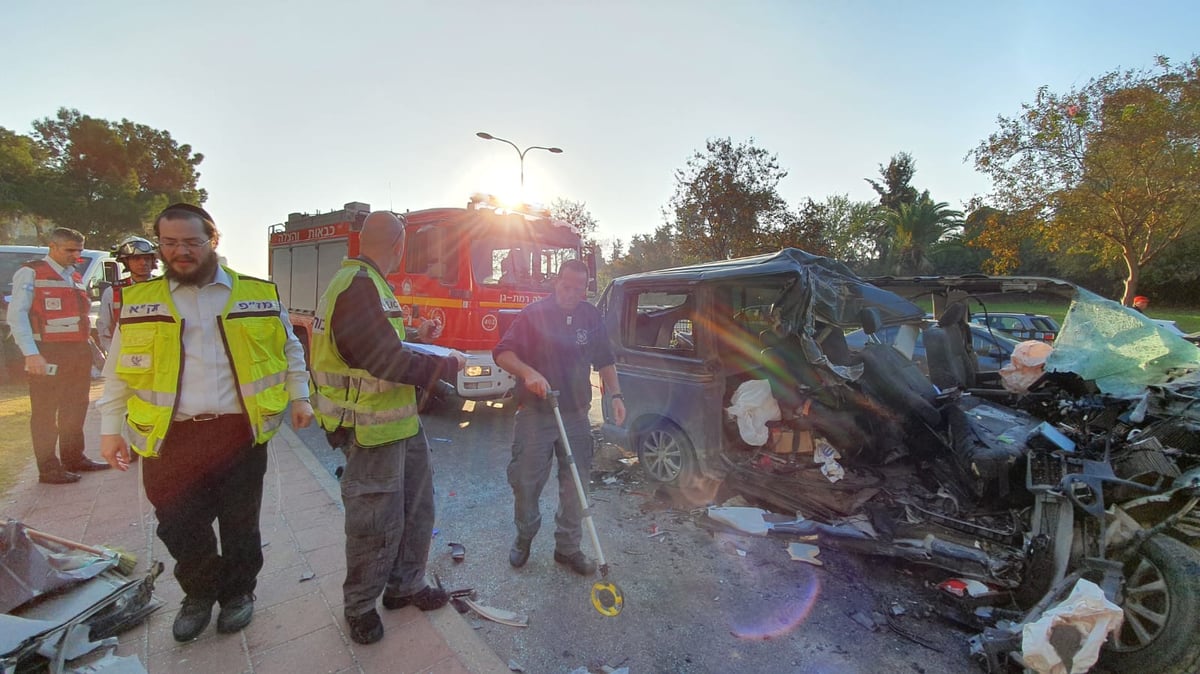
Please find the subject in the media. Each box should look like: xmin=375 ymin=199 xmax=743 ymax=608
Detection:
xmin=340 ymin=429 xmax=434 ymax=618
xmin=507 ymin=406 xmax=594 ymax=554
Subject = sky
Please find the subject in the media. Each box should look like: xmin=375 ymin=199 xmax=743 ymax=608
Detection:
xmin=3 ymin=0 xmax=1198 ymax=277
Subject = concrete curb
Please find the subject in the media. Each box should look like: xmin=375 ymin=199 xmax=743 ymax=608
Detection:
xmin=275 ymin=424 xmax=509 ymax=674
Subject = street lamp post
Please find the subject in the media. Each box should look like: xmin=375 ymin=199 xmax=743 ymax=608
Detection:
xmin=475 ymin=131 xmax=563 ymax=189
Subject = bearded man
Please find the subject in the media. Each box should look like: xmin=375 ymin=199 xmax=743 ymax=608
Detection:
xmin=98 ymin=203 xmax=314 ymax=641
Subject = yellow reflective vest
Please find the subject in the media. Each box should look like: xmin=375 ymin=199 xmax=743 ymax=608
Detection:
xmin=310 ymin=259 xmax=419 ymax=447
xmin=114 ymin=270 xmax=291 ymax=457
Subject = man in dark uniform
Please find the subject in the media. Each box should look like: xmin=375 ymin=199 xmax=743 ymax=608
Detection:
xmin=494 ymin=259 xmax=626 ymax=574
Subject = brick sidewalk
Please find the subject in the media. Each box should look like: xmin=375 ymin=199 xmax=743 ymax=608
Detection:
xmin=2 ymin=392 xmax=507 ymax=674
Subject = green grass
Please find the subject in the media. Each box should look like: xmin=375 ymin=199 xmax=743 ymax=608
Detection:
xmin=0 ymin=383 xmax=33 ymax=496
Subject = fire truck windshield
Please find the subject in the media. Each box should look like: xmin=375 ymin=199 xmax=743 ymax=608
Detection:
xmin=471 ymin=240 xmax=579 ymax=290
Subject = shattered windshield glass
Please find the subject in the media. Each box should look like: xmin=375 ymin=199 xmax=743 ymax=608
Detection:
xmin=1049 ymin=286 xmax=1200 ymax=397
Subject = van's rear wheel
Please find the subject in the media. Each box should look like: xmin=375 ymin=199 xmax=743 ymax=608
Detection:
xmin=636 ymin=424 xmax=692 ymax=483
xmin=636 ymin=423 xmax=717 ymax=504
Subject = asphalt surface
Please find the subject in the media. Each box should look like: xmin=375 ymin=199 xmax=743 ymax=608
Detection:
xmin=293 ymin=395 xmax=982 ymax=673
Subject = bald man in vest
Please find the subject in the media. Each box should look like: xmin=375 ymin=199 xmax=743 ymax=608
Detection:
xmin=98 ymin=204 xmax=314 ymax=642
xmin=310 ymin=211 xmax=465 ymax=645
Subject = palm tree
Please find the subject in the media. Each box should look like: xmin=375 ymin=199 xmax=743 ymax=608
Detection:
xmin=884 ymin=194 xmax=964 ymax=274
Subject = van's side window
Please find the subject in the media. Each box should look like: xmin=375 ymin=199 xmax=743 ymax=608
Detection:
xmin=626 ymin=291 xmax=695 ymax=352
xmin=720 ymin=284 xmax=787 ymax=347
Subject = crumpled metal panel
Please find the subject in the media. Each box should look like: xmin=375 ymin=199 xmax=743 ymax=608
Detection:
xmin=0 ymin=519 xmax=117 ymax=614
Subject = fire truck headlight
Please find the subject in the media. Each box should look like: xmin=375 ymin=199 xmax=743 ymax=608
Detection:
xmin=465 ymin=365 xmax=491 ymax=378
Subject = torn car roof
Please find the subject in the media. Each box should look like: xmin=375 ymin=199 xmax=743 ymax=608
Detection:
xmin=616 ymin=249 xmax=927 ymax=328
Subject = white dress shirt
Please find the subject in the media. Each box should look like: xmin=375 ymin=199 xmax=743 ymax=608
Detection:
xmin=96 ymin=285 xmax=118 ymax=353
xmin=6 ymin=255 xmax=80 ymax=357
xmin=97 ymin=267 xmax=309 ymax=435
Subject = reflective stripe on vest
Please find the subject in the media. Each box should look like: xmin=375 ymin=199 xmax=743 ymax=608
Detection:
xmin=116 ymin=269 xmax=291 ymax=457
xmin=110 ymin=279 xmax=132 ymax=327
xmin=309 ymin=259 xmax=420 ymax=447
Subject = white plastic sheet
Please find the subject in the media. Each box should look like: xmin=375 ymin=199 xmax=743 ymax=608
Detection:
xmin=725 ymin=380 xmax=780 ymax=446
xmin=705 ymin=507 xmax=772 ymax=536
xmin=1021 ymin=578 xmax=1123 ymax=674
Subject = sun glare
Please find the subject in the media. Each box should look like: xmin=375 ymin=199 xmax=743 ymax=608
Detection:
xmin=458 ymin=154 xmax=564 ymax=209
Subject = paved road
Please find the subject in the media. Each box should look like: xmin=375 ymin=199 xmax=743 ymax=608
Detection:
xmin=293 ymin=396 xmax=979 ymax=673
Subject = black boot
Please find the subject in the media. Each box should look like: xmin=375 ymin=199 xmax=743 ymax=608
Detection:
xmin=554 ymin=550 xmax=597 ymax=576
xmin=172 ymin=596 xmax=215 ymax=642
xmin=508 ymin=536 xmax=532 ymax=568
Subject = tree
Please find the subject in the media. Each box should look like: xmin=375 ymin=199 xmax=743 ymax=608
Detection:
xmin=666 ymin=138 xmax=792 ymax=262
xmin=864 ymin=152 xmax=921 ymax=266
xmin=970 ymin=56 xmax=1200 ymax=304
xmin=0 ymin=128 xmax=43 ymax=214
xmin=814 ymin=194 xmax=886 ymax=271
xmin=865 ymin=152 xmax=920 ymax=212
xmin=608 ymin=224 xmax=681 ymax=278
xmin=772 ymin=198 xmax=828 ymax=257
xmin=883 ymin=193 xmax=963 ymax=274
xmin=22 ymin=108 xmax=206 ymax=247
xmin=550 ymin=198 xmax=599 ymax=243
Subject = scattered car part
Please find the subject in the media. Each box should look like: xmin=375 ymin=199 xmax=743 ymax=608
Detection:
xmin=461 ymin=598 xmax=529 ymax=628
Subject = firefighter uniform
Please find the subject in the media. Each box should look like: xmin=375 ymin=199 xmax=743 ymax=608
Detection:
xmin=6 ymin=257 xmax=95 ymax=478
xmin=310 ymin=258 xmax=458 ymax=622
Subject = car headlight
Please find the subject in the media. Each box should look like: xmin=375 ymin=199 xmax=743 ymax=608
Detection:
xmin=464 ymin=365 xmax=491 ymax=377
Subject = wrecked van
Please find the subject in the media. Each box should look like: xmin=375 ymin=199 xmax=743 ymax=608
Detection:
xmin=598 ymin=248 xmax=930 ymax=490
xmin=599 ymin=251 xmax=1200 ymax=673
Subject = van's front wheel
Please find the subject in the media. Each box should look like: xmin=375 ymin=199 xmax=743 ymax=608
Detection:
xmin=636 ymin=423 xmax=717 ymax=504
xmin=1102 ymin=534 xmax=1200 ymax=673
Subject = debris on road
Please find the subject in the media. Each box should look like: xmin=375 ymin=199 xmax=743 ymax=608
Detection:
xmin=850 ymin=611 xmax=878 ymax=631
xmin=461 ymin=598 xmax=529 ymax=628
xmin=786 ymin=542 xmax=822 ymax=566
xmin=2 ymin=520 xmax=163 ymax=672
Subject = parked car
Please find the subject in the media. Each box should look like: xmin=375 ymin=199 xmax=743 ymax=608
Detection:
xmin=969 ymin=311 xmax=1060 ymax=342
xmin=600 ymin=253 xmax=1200 ymax=673
xmin=844 ymin=322 xmax=1023 ymax=373
xmin=1149 ymin=318 xmax=1200 ymax=345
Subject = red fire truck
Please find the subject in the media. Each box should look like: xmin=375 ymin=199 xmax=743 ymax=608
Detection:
xmin=268 ymin=195 xmax=594 ymax=402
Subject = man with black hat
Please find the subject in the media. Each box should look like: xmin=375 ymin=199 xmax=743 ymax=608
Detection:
xmin=98 ymin=203 xmax=314 ymax=642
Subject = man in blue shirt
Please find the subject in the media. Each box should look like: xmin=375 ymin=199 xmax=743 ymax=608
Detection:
xmin=494 ymin=259 xmax=625 ymax=575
